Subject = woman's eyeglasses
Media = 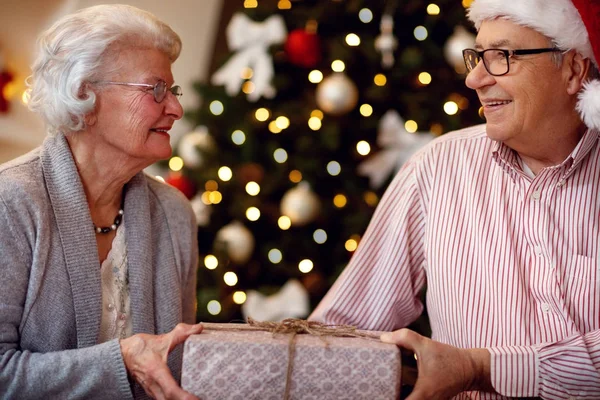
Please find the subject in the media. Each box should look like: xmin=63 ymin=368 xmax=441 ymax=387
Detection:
xmin=93 ymin=80 xmax=182 ymax=103
xmin=462 ymin=48 xmax=561 ymax=76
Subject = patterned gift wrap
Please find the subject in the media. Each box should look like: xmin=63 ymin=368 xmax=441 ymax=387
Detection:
xmin=181 ymin=323 xmax=401 ymax=400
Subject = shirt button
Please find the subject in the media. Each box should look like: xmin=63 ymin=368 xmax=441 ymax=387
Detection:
xmin=534 ymin=246 xmax=543 ymax=257
xmin=557 ymin=180 xmax=565 ymax=187
xmin=531 ymin=190 xmax=541 ymax=200
xmin=107 ymin=304 xmax=114 ymax=311
xmin=541 ymin=303 xmax=551 ymax=313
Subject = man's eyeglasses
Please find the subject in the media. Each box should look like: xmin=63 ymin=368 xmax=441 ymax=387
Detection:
xmin=462 ymin=48 xmax=561 ymax=76
xmin=94 ymin=80 xmax=182 ymax=103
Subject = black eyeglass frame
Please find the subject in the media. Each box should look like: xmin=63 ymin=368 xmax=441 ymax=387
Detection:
xmin=462 ymin=47 xmax=561 ymax=76
xmin=93 ymin=80 xmax=182 ymax=103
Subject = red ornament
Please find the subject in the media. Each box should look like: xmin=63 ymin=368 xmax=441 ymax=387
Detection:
xmin=165 ymin=173 xmax=196 ymax=199
xmin=284 ymin=29 xmax=321 ymax=68
xmin=0 ymin=70 xmax=14 ymax=113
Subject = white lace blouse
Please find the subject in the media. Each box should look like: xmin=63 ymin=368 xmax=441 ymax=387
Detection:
xmin=98 ymin=220 xmax=132 ymax=343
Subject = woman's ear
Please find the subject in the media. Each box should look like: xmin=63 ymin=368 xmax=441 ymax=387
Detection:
xmin=80 ymin=82 xmax=97 ymax=126
xmin=564 ymin=51 xmax=591 ymax=95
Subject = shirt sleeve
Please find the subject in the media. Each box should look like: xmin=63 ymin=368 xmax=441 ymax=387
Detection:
xmin=310 ymin=159 xmax=428 ymax=331
xmin=0 ymin=193 xmax=133 ymax=399
xmin=489 ymin=330 xmax=600 ymax=399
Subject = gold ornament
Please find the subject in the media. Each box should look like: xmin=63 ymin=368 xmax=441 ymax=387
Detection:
xmin=315 ymin=73 xmax=358 ymax=116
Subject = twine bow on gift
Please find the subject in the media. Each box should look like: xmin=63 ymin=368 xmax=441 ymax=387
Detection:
xmin=211 ymin=13 xmax=287 ymax=102
xmin=245 ymin=318 xmax=379 ymax=400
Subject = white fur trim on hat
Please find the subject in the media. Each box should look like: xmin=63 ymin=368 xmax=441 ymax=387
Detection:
xmin=468 ymin=0 xmax=600 ymax=131
xmin=577 ymin=80 xmax=600 ymax=131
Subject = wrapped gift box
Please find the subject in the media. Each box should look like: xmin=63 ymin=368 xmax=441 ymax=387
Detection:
xmin=182 ymin=322 xmax=401 ymax=400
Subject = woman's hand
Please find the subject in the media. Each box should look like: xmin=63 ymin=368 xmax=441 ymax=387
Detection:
xmin=120 ymin=322 xmax=203 ymax=400
xmin=381 ymin=329 xmax=494 ymax=400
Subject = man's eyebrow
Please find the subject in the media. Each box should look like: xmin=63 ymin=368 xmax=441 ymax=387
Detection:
xmin=475 ymin=39 xmax=512 ymax=50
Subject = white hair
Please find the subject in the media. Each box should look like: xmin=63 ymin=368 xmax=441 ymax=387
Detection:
xmin=26 ymin=4 xmax=182 ymax=136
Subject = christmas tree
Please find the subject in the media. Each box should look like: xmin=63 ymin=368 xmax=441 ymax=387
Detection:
xmin=166 ymin=0 xmax=482 ymax=323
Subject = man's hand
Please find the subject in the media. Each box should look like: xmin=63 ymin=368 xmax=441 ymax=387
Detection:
xmin=120 ymin=322 xmax=203 ymax=400
xmin=381 ymin=329 xmax=494 ymax=400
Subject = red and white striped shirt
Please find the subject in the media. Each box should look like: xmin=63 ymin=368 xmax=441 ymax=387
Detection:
xmin=311 ymin=124 xmax=600 ymax=399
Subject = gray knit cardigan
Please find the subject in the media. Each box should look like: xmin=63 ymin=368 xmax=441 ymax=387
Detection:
xmin=0 ymin=133 xmax=198 ymax=399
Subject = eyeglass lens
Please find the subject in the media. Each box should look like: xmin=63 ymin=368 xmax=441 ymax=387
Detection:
xmin=153 ymin=81 xmax=182 ymax=102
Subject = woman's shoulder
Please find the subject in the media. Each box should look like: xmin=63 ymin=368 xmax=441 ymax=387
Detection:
xmin=0 ymin=148 xmax=45 ymax=202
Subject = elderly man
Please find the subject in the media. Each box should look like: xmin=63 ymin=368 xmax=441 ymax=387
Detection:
xmin=311 ymin=0 xmax=600 ymax=398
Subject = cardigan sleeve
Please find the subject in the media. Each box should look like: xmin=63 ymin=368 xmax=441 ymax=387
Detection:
xmin=0 ymin=193 xmax=134 ymax=399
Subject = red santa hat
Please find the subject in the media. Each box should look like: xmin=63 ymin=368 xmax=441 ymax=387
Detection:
xmin=467 ymin=0 xmax=600 ymax=131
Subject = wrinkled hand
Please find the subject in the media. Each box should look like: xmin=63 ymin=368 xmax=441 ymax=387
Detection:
xmin=381 ymin=329 xmax=493 ymax=400
xmin=120 ymin=323 xmax=203 ymax=400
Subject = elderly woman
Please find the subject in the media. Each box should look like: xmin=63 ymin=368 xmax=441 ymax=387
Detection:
xmin=0 ymin=5 xmax=202 ymax=400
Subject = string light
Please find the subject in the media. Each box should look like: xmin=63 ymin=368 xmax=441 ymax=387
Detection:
xmin=289 ymin=170 xmax=303 ymax=183
xmin=333 ymin=194 xmax=347 ymax=208
xmin=345 ymin=238 xmax=358 ymax=252
xmin=360 ymin=104 xmax=373 ymax=117
xmin=431 ymin=123 xmax=444 ymax=135
xmin=374 ymin=74 xmax=387 ymax=86
xmin=231 ymin=130 xmax=246 ymax=145
xmin=273 ymin=148 xmax=288 ymax=163
xmin=356 ymin=141 xmax=371 ymax=156
xmin=168 ymin=157 xmax=184 ymax=172
xmin=418 ymin=72 xmax=432 ymax=85
xmin=218 ymin=166 xmax=233 ymax=181
xmin=364 ymin=191 xmax=379 ymax=206
xmin=298 ymin=259 xmax=314 ymax=273
xmin=308 ymin=70 xmax=323 ymax=83
xmin=233 ymin=291 xmax=247 ymax=305
xmin=427 ymin=4 xmax=441 ymax=15
xmin=308 ymin=117 xmax=322 ymax=131
xmin=277 ymin=0 xmax=291 ymax=9
xmin=444 ymin=101 xmax=459 ymax=115
xmin=241 ymin=67 xmax=253 ymax=79
xmin=327 ymin=161 xmax=341 ymax=176
xmin=209 ymin=191 xmax=223 ymax=204
xmin=209 ymin=100 xmax=224 ymax=115
xmin=405 ymin=120 xmax=418 ymax=133
xmin=269 ymin=121 xmax=282 ymax=134
xmin=313 ymin=229 xmax=327 ymax=244
xmin=462 ymin=0 xmax=474 ymax=7
xmin=255 ymin=108 xmax=270 ymax=121
xmin=275 ymin=116 xmax=290 ymax=129
xmin=223 ymin=272 xmax=238 ymax=286
xmin=242 ymin=81 xmax=255 ymax=94
xmin=414 ymin=26 xmax=428 ymax=41
xmin=331 ymin=60 xmax=345 ymax=72
xmin=204 ymin=255 xmax=218 ymax=270
xmin=201 ymin=192 xmax=211 ymax=205
xmin=245 ymin=181 xmax=260 ymax=196
xmin=207 ymin=300 xmax=221 ymax=315
xmin=278 ymin=216 xmax=292 ymax=230
xmin=268 ymin=248 xmax=283 ymax=264
xmin=359 ymin=8 xmax=373 ymax=23
xmin=205 ymin=180 xmax=218 ymax=191
xmin=311 ymin=110 xmax=324 ymax=119
xmin=246 ymin=207 xmax=260 ymax=221
xmin=345 ymin=33 xmax=361 ymax=46
xmin=243 ymin=0 xmax=257 ymax=8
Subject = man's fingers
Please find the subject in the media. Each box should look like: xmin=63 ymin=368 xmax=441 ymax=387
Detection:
xmin=380 ymin=328 xmax=423 ymax=352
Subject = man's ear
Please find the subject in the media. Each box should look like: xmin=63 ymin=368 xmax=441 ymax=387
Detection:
xmin=564 ymin=51 xmax=591 ymax=95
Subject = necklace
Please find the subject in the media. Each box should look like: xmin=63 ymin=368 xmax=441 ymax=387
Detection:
xmin=94 ymin=209 xmax=124 ymax=234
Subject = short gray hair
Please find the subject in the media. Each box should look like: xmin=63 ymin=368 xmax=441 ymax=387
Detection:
xmin=26 ymin=4 xmax=181 ymax=135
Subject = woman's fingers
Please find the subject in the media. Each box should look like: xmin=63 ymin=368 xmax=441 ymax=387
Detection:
xmin=166 ymin=323 xmax=203 ymax=353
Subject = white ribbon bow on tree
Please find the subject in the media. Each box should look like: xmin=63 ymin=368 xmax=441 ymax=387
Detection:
xmin=358 ymin=110 xmax=435 ymax=190
xmin=242 ymin=279 xmax=309 ymax=322
xmin=211 ymin=13 xmax=287 ymax=102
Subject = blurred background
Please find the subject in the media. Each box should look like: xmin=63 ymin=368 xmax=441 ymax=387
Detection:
xmin=0 ymin=0 xmax=483 ymax=326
